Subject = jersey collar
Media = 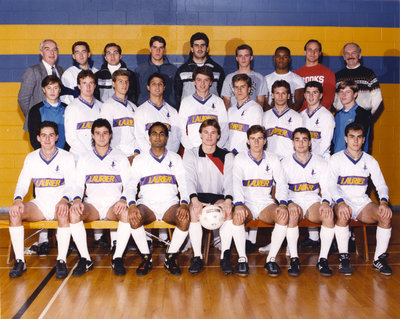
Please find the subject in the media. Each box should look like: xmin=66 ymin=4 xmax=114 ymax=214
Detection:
xmin=112 ymin=94 xmax=128 ymax=107
xmin=272 ymin=106 xmax=290 ymax=118
xmin=193 ymin=92 xmax=212 ymax=104
xmin=293 ymin=152 xmax=312 ymax=168
xmin=344 ymin=148 xmax=364 ymax=164
xmin=93 ymin=146 xmax=112 ymax=160
xmin=39 ymin=147 xmax=59 ymax=165
xmin=248 ymin=150 xmax=265 ymax=166
xmin=306 ymin=105 xmax=322 ymax=118
xmin=150 ymin=149 xmax=168 ymax=163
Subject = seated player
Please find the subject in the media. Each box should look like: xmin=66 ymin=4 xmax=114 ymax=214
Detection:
xmin=127 ymin=122 xmax=190 ymax=275
xmin=9 ymin=121 xmax=75 ymax=278
xmin=231 ymin=125 xmax=289 ymax=277
xmin=101 ymin=69 xmax=139 ymax=164
xmin=183 ymin=119 xmax=234 ymax=275
xmin=69 ymin=119 xmax=133 ymax=276
xmin=227 ymin=74 xmax=263 ymax=155
xmin=281 ymin=127 xmax=335 ymax=277
xmin=329 ymin=122 xmax=393 ymax=276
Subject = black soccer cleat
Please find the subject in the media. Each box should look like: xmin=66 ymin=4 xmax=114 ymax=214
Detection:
xmin=112 ymin=257 xmax=126 ymax=276
xmin=299 ymin=238 xmax=320 ymax=249
xmin=188 ymin=256 xmax=204 ymax=274
xmin=72 ymin=258 xmax=94 ymax=276
xmin=56 ymin=260 xmax=68 ymax=279
xmin=136 ymin=254 xmax=152 ymax=276
xmin=316 ymin=258 xmax=333 ymax=277
xmin=9 ymin=259 xmax=27 ymax=278
xmin=164 ymin=253 xmax=181 ymax=275
xmin=245 ymin=240 xmax=257 ymax=254
xmin=288 ymin=257 xmax=300 ymax=277
xmin=264 ymin=259 xmax=281 ymax=277
xmin=373 ymin=253 xmax=392 ymax=276
xmin=94 ymin=234 xmax=110 ymax=248
xmin=37 ymin=241 xmax=49 ymax=256
xmin=338 ymin=253 xmax=352 ymax=276
xmin=109 ymin=240 xmax=117 ymax=256
xmin=235 ymin=257 xmax=249 ymax=276
xmin=220 ymin=250 xmax=234 ymax=275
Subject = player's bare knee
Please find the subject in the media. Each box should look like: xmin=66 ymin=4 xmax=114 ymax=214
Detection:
xmin=177 ymin=219 xmax=189 ymax=231
xmin=69 ymin=211 xmax=81 ymax=224
xmin=9 ymin=214 xmax=22 ymax=226
xmin=57 ymin=214 xmax=69 ymax=227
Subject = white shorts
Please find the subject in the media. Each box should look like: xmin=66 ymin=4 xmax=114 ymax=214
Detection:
xmin=293 ymin=200 xmax=319 ymax=217
xmin=346 ymin=197 xmax=372 ymax=220
xmin=137 ymin=199 xmax=178 ymax=220
xmin=86 ymin=198 xmax=118 ymax=220
xmin=31 ymin=198 xmax=57 ymax=220
xmin=246 ymin=200 xmax=276 ymax=219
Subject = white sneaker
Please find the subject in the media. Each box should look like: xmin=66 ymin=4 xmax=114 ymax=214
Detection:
xmin=258 ymin=243 xmax=271 ymax=252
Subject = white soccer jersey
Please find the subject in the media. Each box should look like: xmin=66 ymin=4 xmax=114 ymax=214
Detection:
xmin=61 ymin=65 xmax=98 ymax=105
xmin=183 ymin=146 xmax=234 ymax=200
xmin=227 ymin=99 xmax=263 ymax=155
xmin=178 ymin=93 xmax=229 ymax=149
xmin=135 ymin=100 xmax=181 ymax=153
xmin=14 ymin=148 xmax=75 ymax=204
xmin=265 ymin=71 xmax=305 ymax=104
xmin=128 ymin=150 xmax=189 ymax=206
xmin=301 ymin=106 xmax=335 ymax=160
xmin=281 ymin=153 xmax=330 ymax=206
xmin=328 ymin=150 xmax=389 ymax=205
xmin=101 ymin=95 xmax=138 ymax=157
xmin=262 ymin=106 xmax=302 ymax=159
xmin=64 ymin=96 xmax=102 ymax=160
xmin=73 ymin=147 xmax=130 ymax=209
xmin=233 ymin=151 xmax=288 ymax=207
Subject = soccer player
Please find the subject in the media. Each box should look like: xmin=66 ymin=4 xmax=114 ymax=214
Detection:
xmin=135 ymin=72 xmax=181 ymax=153
xmin=61 ymin=41 xmax=98 ymax=105
xmin=231 ymin=125 xmax=289 ymax=276
xmin=262 ymin=80 xmax=302 ymax=160
xmin=227 ymin=74 xmax=263 ymax=155
xmin=329 ymin=122 xmax=392 ymax=276
xmin=183 ymin=119 xmax=234 ymax=274
xmin=64 ymin=70 xmax=102 ymax=161
xmin=127 ymin=122 xmax=190 ymax=275
xmin=221 ymin=44 xmax=267 ymax=109
xmin=69 ymin=119 xmax=132 ymax=276
xmin=9 ymin=121 xmax=75 ymax=278
xmin=281 ymin=127 xmax=335 ymax=276
xmin=101 ymin=69 xmax=139 ymax=164
xmin=179 ymin=65 xmax=229 ymax=150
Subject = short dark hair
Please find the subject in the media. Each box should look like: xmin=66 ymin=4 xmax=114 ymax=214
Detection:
xmin=112 ymin=69 xmax=130 ymax=82
xmin=148 ymin=121 xmax=169 ymax=137
xmin=345 ymin=122 xmax=365 ymax=137
xmin=150 ymin=36 xmax=166 ymax=47
xmin=246 ymin=125 xmax=267 ymax=150
xmin=147 ymin=72 xmax=166 ymax=86
xmin=91 ymin=118 xmax=112 ymax=135
xmin=236 ymin=44 xmax=253 ymax=56
xmin=190 ymin=32 xmax=209 ymax=47
xmin=193 ymin=65 xmax=214 ymax=82
xmin=305 ymin=81 xmax=323 ymax=94
xmin=104 ymin=43 xmax=122 ymax=55
xmin=271 ymin=79 xmax=291 ymax=95
xmin=232 ymin=73 xmax=252 ymax=89
xmin=39 ymin=121 xmax=58 ymax=136
xmin=293 ymin=127 xmax=311 ymax=140
xmin=41 ymin=75 xmax=62 ymax=88
xmin=275 ymin=46 xmax=291 ymax=56
xmin=199 ymin=119 xmax=221 ymax=136
xmin=304 ymin=39 xmax=322 ymax=52
xmin=72 ymin=41 xmax=90 ymax=53
xmin=77 ymin=69 xmax=96 ymax=85
xmin=337 ymin=80 xmax=358 ymax=93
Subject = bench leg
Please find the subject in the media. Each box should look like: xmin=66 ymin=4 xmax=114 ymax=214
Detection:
xmin=7 ymin=238 xmax=15 ymax=265
xmin=203 ymin=229 xmax=212 ymax=264
xmin=362 ymin=226 xmax=369 ymax=262
xmin=353 ymin=226 xmax=369 ymax=262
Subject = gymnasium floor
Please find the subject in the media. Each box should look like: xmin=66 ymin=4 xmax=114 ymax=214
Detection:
xmin=1 ymin=221 xmax=400 ymax=319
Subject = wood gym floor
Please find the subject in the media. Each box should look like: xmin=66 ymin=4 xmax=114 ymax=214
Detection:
xmin=1 ymin=213 xmax=400 ymax=319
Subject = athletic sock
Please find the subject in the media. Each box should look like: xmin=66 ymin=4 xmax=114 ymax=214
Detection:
xmin=112 ymin=222 xmax=131 ymax=259
xmin=189 ymin=222 xmax=203 ymax=258
xmin=266 ymin=224 xmax=287 ymax=262
xmin=334 ymin=225 xmax=350 ymax=254
xmin=93 ymin=229 xmax=102 ymax=241
xmin=232 ymin=224 xmax=247 ymax=261
xmin=308 ymin=227 xmax=319 ymax=241
xmin=286 ymin=226 xmax=299 ymax=258
xmin=38 ymin=229 xmax=48 ymax=244
xmin=220 ymin=220 xmax=233 ymax=259
xmin=319 ymin=226 xmax=335 ymax=260
xmin=168 ymin=227 xmax=188 ymax=254
xmin=131 ymin=226 xmax=150 ymax=255
xmin=9 ymin=226 xmax=24 ymax=262
xmin=56 ymin=227 xmax=71 ymax=261
xmin=159 ymin=228 xmax=168 ymax=241
xmin=374 ymin=227 xmax=391 ymax=261
xmin=248 ymin=227 xmax=257 ymax=244
xmin=110 ymin=229 xmax=117 ymax=244
xmin=70 ymin=221 xmax=91 ymax=260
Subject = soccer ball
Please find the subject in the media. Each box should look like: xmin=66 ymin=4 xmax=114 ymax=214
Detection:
xmin=199 ymin=205 xmax=224 ymax=230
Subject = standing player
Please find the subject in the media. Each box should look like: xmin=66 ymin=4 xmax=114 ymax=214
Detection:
xmin=69 ymin=119 xmax=133 ymax=276
xmin=227 ymin=74 xmax=263 ymax=155
xmin=329 ymin=122 xmax=392 ymax=276
xmin=64 ymin=70 xmax=102 ymax=161
xmin=127 ymin=122 xmax=190 ymax=275
xmin=179 ymin=66 xmax=229 ymax=150
xmin=9 ymin=121 xmax=75 ymax=278
xmin=282 ymin=128 xmax=335 ymax=276
xmin=183 ymin=119 xmax=234 ymax=275
xmin=135 ymin=72 xmax=181 ymax=153
xmin=231 ymin=125 xmax=289 ymax=276
xmin=101 ymin=69 xmax=139 ymax=164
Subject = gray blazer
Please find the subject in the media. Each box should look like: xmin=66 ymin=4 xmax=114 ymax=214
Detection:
xmin=18 ymin=61 xmax=64 ymax=131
